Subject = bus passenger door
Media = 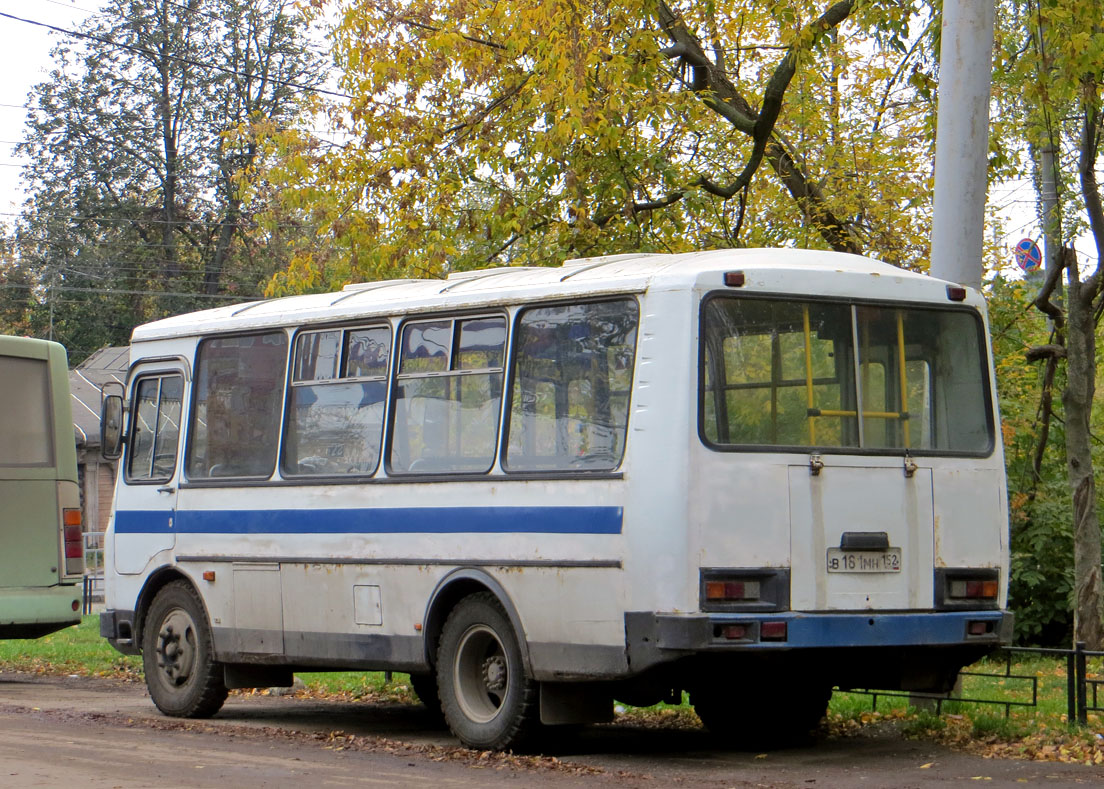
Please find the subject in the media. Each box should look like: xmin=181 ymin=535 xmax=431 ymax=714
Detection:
xmin=113 ymin=371 xmax=185 ymax=575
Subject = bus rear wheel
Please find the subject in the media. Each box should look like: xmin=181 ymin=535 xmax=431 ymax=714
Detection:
xmin=436 ymin=592 xmax=538 ymax=750
xmin=142 ymin=580 xmax=228 ymax=718
xmin=692 ymin=682 xmax=831 ymax=748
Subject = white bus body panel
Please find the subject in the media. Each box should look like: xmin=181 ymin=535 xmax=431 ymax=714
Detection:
xmin=102 ymin=249 xmax=1011 ymax=690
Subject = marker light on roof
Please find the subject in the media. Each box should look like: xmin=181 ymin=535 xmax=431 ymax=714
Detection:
xmin=946 ymin=285 xmax=967 ymax=301
xmin=724 ymin=271 xmax=746 ymax=287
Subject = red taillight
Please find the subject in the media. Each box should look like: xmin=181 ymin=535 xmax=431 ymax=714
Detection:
xmin=705 ymin=580 xmax=761 ymax=602
xmin=59 ymin=501 xmax=84 ymax=578
xmin=950 ymin=578 xmax=999 ymax=600
xmin=720 ymin=624 xmax=749 ymax=640
xmin=64 ymin=523 xmax=83 ymax=559
xmin=967 ymin=620 xmax=990 ymax=636
xmin=760 ymin=621 xmax=788 ymax=641
xmin=63 ymin=508 xmax=83 ymax=560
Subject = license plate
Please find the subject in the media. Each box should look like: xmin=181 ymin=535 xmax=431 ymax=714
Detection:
xmin=826 ymin=548 xmax=901 ymax=573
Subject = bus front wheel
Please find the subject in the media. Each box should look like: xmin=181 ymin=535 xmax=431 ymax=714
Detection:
xmin=436 ymin=592 xmax=538 ymax=750
xmin=142 ymin=580 xmax=228 ymax=718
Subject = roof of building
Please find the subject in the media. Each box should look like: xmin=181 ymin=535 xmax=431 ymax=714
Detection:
xmin=70 ymin=346 xmax=128 ymax=448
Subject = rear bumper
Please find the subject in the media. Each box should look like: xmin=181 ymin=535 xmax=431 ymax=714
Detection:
xmin=626 ymin=610 xmax=1013 ymax=670
xmin=0 ymin=585 xmax=82 ymax=639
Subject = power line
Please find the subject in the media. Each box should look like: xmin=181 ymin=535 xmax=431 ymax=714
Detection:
xmin=3 ymin=210 xmax=322 ymax=232
xmin=0 ymin=281 xmax=259 ymax=300
xmin=0 ymin=9 xmax=345 ymax=100
xmin=36 ymin=0 xmax=98 ymax=15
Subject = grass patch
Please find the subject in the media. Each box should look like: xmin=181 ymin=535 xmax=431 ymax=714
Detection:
xmin=900 ymin=710 xmax=946 ymax=736
xmin=291 ymin=671 xmax=416 ymax=704
xmin=0 ymin=616 xmax=140 ymax=679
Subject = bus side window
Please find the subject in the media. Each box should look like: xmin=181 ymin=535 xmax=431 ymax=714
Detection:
xmin=505 ymin=299 xmax=638 ymax=472
xmin=186 ymin=332 xmax=288 ymax=480
xmin=127 ymin=374 xmax=183 ymax=482
xmin=390 ymin=316 xmax=506 ymax=474
xmin=283 ymin=326 xmax=391 ymax=476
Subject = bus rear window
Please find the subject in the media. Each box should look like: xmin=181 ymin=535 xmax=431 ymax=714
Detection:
xmin=701 ymin=296 xmax=993 ymax=454
xmin=0 ymin=356 xmax=53 ymax=467
xmin=186 ymin=332 xmax=288 ymax=479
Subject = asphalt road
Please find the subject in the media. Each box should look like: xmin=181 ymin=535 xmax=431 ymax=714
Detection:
xmin=2 ymin=672 xmax=1103 ymax=788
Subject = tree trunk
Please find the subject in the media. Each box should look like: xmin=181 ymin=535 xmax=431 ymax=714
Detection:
xmin=205 ymin=199 xmax=240 ymax=295
xmin=1063 ymin=268 xmax=1103 ymax=649
xmin=157 ymin=1 xmax=180 ymax=280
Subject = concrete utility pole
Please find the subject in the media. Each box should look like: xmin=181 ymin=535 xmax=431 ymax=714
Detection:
xmin=929 ymin=0 xmax=996 ymax=289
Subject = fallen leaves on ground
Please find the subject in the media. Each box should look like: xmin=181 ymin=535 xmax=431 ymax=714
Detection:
xmin=826 ymin=709 xmax=1104 ymax=765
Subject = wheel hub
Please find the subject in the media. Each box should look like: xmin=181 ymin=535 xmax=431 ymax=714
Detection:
xmin=482 ymin=655 xmax=507 ymax=692
xmin=454 ymin=623 xmax=510 ymax=724
xmin=156 ymin=609 xmax=196 ymax=686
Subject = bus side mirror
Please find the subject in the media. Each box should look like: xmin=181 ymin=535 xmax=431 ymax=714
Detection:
xmin=101 ymin=394 xmax=125 ymax=461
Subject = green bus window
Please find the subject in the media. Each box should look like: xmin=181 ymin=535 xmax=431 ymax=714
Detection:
xmin=0 ymin=357 xmax=53 ymax=467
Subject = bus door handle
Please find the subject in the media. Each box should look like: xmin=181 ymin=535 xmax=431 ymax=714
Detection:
xmin=157 ymin=486 xmax=175 ymax=495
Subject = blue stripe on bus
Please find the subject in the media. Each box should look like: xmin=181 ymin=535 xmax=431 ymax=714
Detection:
xmin=113 ymin=506 xmax=623 ymax=535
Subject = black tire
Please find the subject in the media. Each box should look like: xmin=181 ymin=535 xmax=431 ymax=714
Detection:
xmin=408 ymin=672 xmax=446 ymax=725
xmin=141 ymin=580 xmax=228 ymax=718
xmin=692 ymin=683 xmax=831 ymax=748
xmin=436 ymin=592 xmax=539 ymax=750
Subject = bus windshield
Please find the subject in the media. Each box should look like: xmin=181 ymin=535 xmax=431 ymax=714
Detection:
xmin=701 ymin=296 xmax=993 ymax=454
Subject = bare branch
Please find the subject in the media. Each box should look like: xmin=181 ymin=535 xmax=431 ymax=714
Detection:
xmin=593 ymin=191 xmax=686 ymax=228
xmin=654 ymin=0 xmax=861 ymax=252
xmin=1032 ymin=245 xmax=1069 ymax=328
xmin=1025 ymin=343 xmax=1068 ymax=362
xmin=1077 ymin=80 xmax=1104 ymax=298
xmin=401 ymin=15 xmax=507 ymax=51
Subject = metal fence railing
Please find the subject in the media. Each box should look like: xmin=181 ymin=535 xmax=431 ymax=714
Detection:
xmin=81 ymin=531 xmax=105 ymax=615
xmin=838 ymin=642 xmax=1104 ymax=727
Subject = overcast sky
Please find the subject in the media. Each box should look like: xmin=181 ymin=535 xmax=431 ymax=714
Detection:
xmin=0 ymin=0 xmax=102 ymax=214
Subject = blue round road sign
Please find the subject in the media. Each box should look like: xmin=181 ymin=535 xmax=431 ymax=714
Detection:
xmin=1014 ymin=238 xmax=1042 ymax=272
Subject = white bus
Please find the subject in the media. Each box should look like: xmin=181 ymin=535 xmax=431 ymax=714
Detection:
xmin=100 ymin=250 xmax=1010 ymax=749
xmin=1 ymin=336 xmax=84 ymax=638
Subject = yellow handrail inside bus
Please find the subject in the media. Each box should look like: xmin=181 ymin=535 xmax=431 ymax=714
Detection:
xmin=896 ymin=310 xmax=911 ymax=447
xmin=803 ymin=306 xmax=816 ymax=444
xmin=811 ymin=408 xmax=905 ymax=419
xmin=803 ymin=306 xmax=915 ymax=447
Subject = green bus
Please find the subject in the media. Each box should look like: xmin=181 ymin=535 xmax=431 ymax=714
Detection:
xmin=0 ymin=335 xmax=83 ymax=638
